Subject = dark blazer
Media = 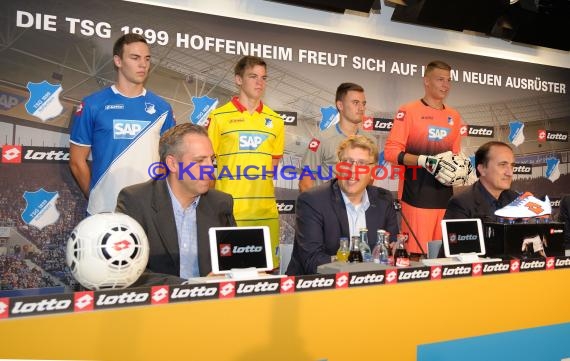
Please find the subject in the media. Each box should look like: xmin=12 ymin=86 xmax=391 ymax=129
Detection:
xmin=286 ymin=179 xmax=399 ymax=275
xmin=116 ymin=179 xmax=236 ymax=281
xmin=444 ymin=181 xmax=519 ymax=221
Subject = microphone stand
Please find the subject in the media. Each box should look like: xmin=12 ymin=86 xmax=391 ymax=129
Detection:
xmin=393 ymin=199 xmax=427 ymax=259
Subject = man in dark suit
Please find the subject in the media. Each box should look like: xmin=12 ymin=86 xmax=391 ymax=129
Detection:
xmin=116 ymin=123 xmax=235 ymax=284
xmin=445 ymin=141 xmax=519 ymax=221
xmin=287 ymin=135 xmax=399 ymax=275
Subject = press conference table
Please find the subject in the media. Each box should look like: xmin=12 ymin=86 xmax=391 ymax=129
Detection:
xmin=1 ymin=264 xmax=569 ymax=361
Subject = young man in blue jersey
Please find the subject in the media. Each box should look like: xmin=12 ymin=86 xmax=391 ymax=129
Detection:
xmin=69 ymin=33 xmax=175 ymax=215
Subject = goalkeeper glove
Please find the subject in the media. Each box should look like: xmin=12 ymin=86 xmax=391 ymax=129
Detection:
xmin=417 ymin=151 xmax=456 ymax=186
xmin=448 ymin=152 xmax=473 ymax=187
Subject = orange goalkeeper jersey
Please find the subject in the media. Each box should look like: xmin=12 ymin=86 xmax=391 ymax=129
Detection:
xmin=384 ymin=99 xmax=463 ymax=209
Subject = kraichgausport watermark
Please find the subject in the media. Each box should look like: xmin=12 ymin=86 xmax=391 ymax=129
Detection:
xmin=147 ymin=162 xmax=422 ymax=181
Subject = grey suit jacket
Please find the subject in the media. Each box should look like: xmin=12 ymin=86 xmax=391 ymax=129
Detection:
xmin=116 ymin=179 xmax=236 ymax=280
xmin=286 ymin=179 xmax=399 ymax=275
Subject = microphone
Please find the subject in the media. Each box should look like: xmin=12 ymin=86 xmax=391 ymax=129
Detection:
xmin=393 ymin=199 xmax=427 ymax=258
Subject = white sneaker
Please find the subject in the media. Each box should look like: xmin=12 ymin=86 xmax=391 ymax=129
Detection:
xmin=494 ymin=192 xmax=552 ymax=219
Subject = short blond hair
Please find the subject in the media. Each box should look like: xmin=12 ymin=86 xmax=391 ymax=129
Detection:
xmin=336 ymin=135 xmax=378 ymax=164
xmin=425 ymin=60 xmax=451 ymax=76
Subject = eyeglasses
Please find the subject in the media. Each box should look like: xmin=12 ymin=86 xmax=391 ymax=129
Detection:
xmin=340 ymin=159 xmax=375 ymax=166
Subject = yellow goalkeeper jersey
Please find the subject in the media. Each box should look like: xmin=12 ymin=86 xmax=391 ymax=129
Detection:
xmin=208 ymin=97 xmax=284 ymax=264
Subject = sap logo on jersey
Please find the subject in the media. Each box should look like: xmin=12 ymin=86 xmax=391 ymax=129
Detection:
xmin=239 ymin=133 xmax=268 ymax=150
xmin=428 ymin=126 xmax=450 ymax=141
xmin=113 ymin=119 xmax=150 ymax=139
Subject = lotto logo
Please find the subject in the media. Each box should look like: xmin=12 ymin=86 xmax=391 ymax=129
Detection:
xmin=0 ymin=298 xmax=9 ymax=318
xmin=373 ymin=118 xmax=393 ymax=131
xmin=236 ymin=281 xmax=280 ymax=295
xmin=385 ymin=269 xmax=398 ymax=284
xmin=204 ymin=118 xmax=211 ymax=128
xmin=362 ymin=116 xmax=373 ymax=131
xmin=545 ymin=130 xmax=568 ymax=142
xmin=113 ymin=240 xmax=131 ymax=251
xmin=348 ymin=272 xmax=385 ymax=286
xmin=430 ymin=266 xmax=442 ymax=280
xmin=555 ymin=258 xmax=570 ymax=268
xmin=513 ymin=164 xmax=532 ymax=174
xmin=308 ymin=138 xmax=320 ymax=152
xmin=468 ymin=126 xmax=494 ymax=137
xmin=459 ymin=125 xmax=468 ymax=136
xmin=151 ymin=286 xmax=169 ymax=304
xmin=472 ymin=263 xmax=483 ymax=276
xmin=74 ymin=292 xmax=94 ymax=312
xmin=280 ymin=277 xmax=295 ymax=293
xmin=538 ymin=129 xmax=546 ymax=142
xmin=520 ymin=260 xmax=546 ymax=271
xmin=295 ymin=277 xmax=335 ymax=289
xmin=95 ymin=291 xmax=149 ymax=308
xmin=335 ymin=273 xmax=349 ymax=288
xmin=170 ymin=286 xmax=218 ymax=300
xmin=395 ymin=110 xmax=406 ymax=120
xmin=276 ymin=200 xmax=295 ymax=214
xmin=218 ymin=282 xmax=235 ymax=298
xmin=483 ymin=262 xmax=510 ymax=274
xmin=219 ymin=244 xmax=232 ymax=257
xmin=23 ymin=148 xmax=70 ymax=162
xmin=278 ymin=111 xmax=297 ymax=126
xmin=510 ymin=259 xmax=520 ymax=272
xmin=525 ymin=202 xmax=544 ymax=215
xmin=545 ymin=257 xmax=555 ymax=270
xmin=75 ymin=102 xmax=84 ymax=115
xmin=232 ymin=245 xmax=263 ymax=254
xmin=442 ymin=265 xmax=472 ymax=277
xmin=2 ymin=145 xmax=22 ymax=163
xmin=11 ymin=298 xmax=72 ymax=315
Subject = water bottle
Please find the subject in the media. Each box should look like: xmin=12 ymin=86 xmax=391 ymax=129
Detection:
xmin=372 ymin=229 xmax=390 ymax=265
xmin=359 ymin=228 xmax=373 ymax=263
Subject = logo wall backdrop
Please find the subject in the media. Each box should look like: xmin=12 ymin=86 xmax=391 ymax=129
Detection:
xmin=0 ymin=0 xmax=568 ymax=290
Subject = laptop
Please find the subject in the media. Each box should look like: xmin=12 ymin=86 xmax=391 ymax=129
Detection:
xmin=422 ymin=219 xmax=501 ymax=266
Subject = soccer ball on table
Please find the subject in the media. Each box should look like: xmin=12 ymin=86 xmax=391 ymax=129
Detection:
xmin=66 ymin=212 xmax=149 ymax=290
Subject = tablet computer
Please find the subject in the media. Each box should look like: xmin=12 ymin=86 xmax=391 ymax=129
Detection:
xmin=208 ymin=226 xmax=273 ymax=274
xmin=441 ymin=218 xmax=486 ymax=258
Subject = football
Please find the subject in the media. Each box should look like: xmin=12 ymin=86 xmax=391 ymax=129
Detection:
xmin=66 ymin=212 xmax=149 ymax=290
